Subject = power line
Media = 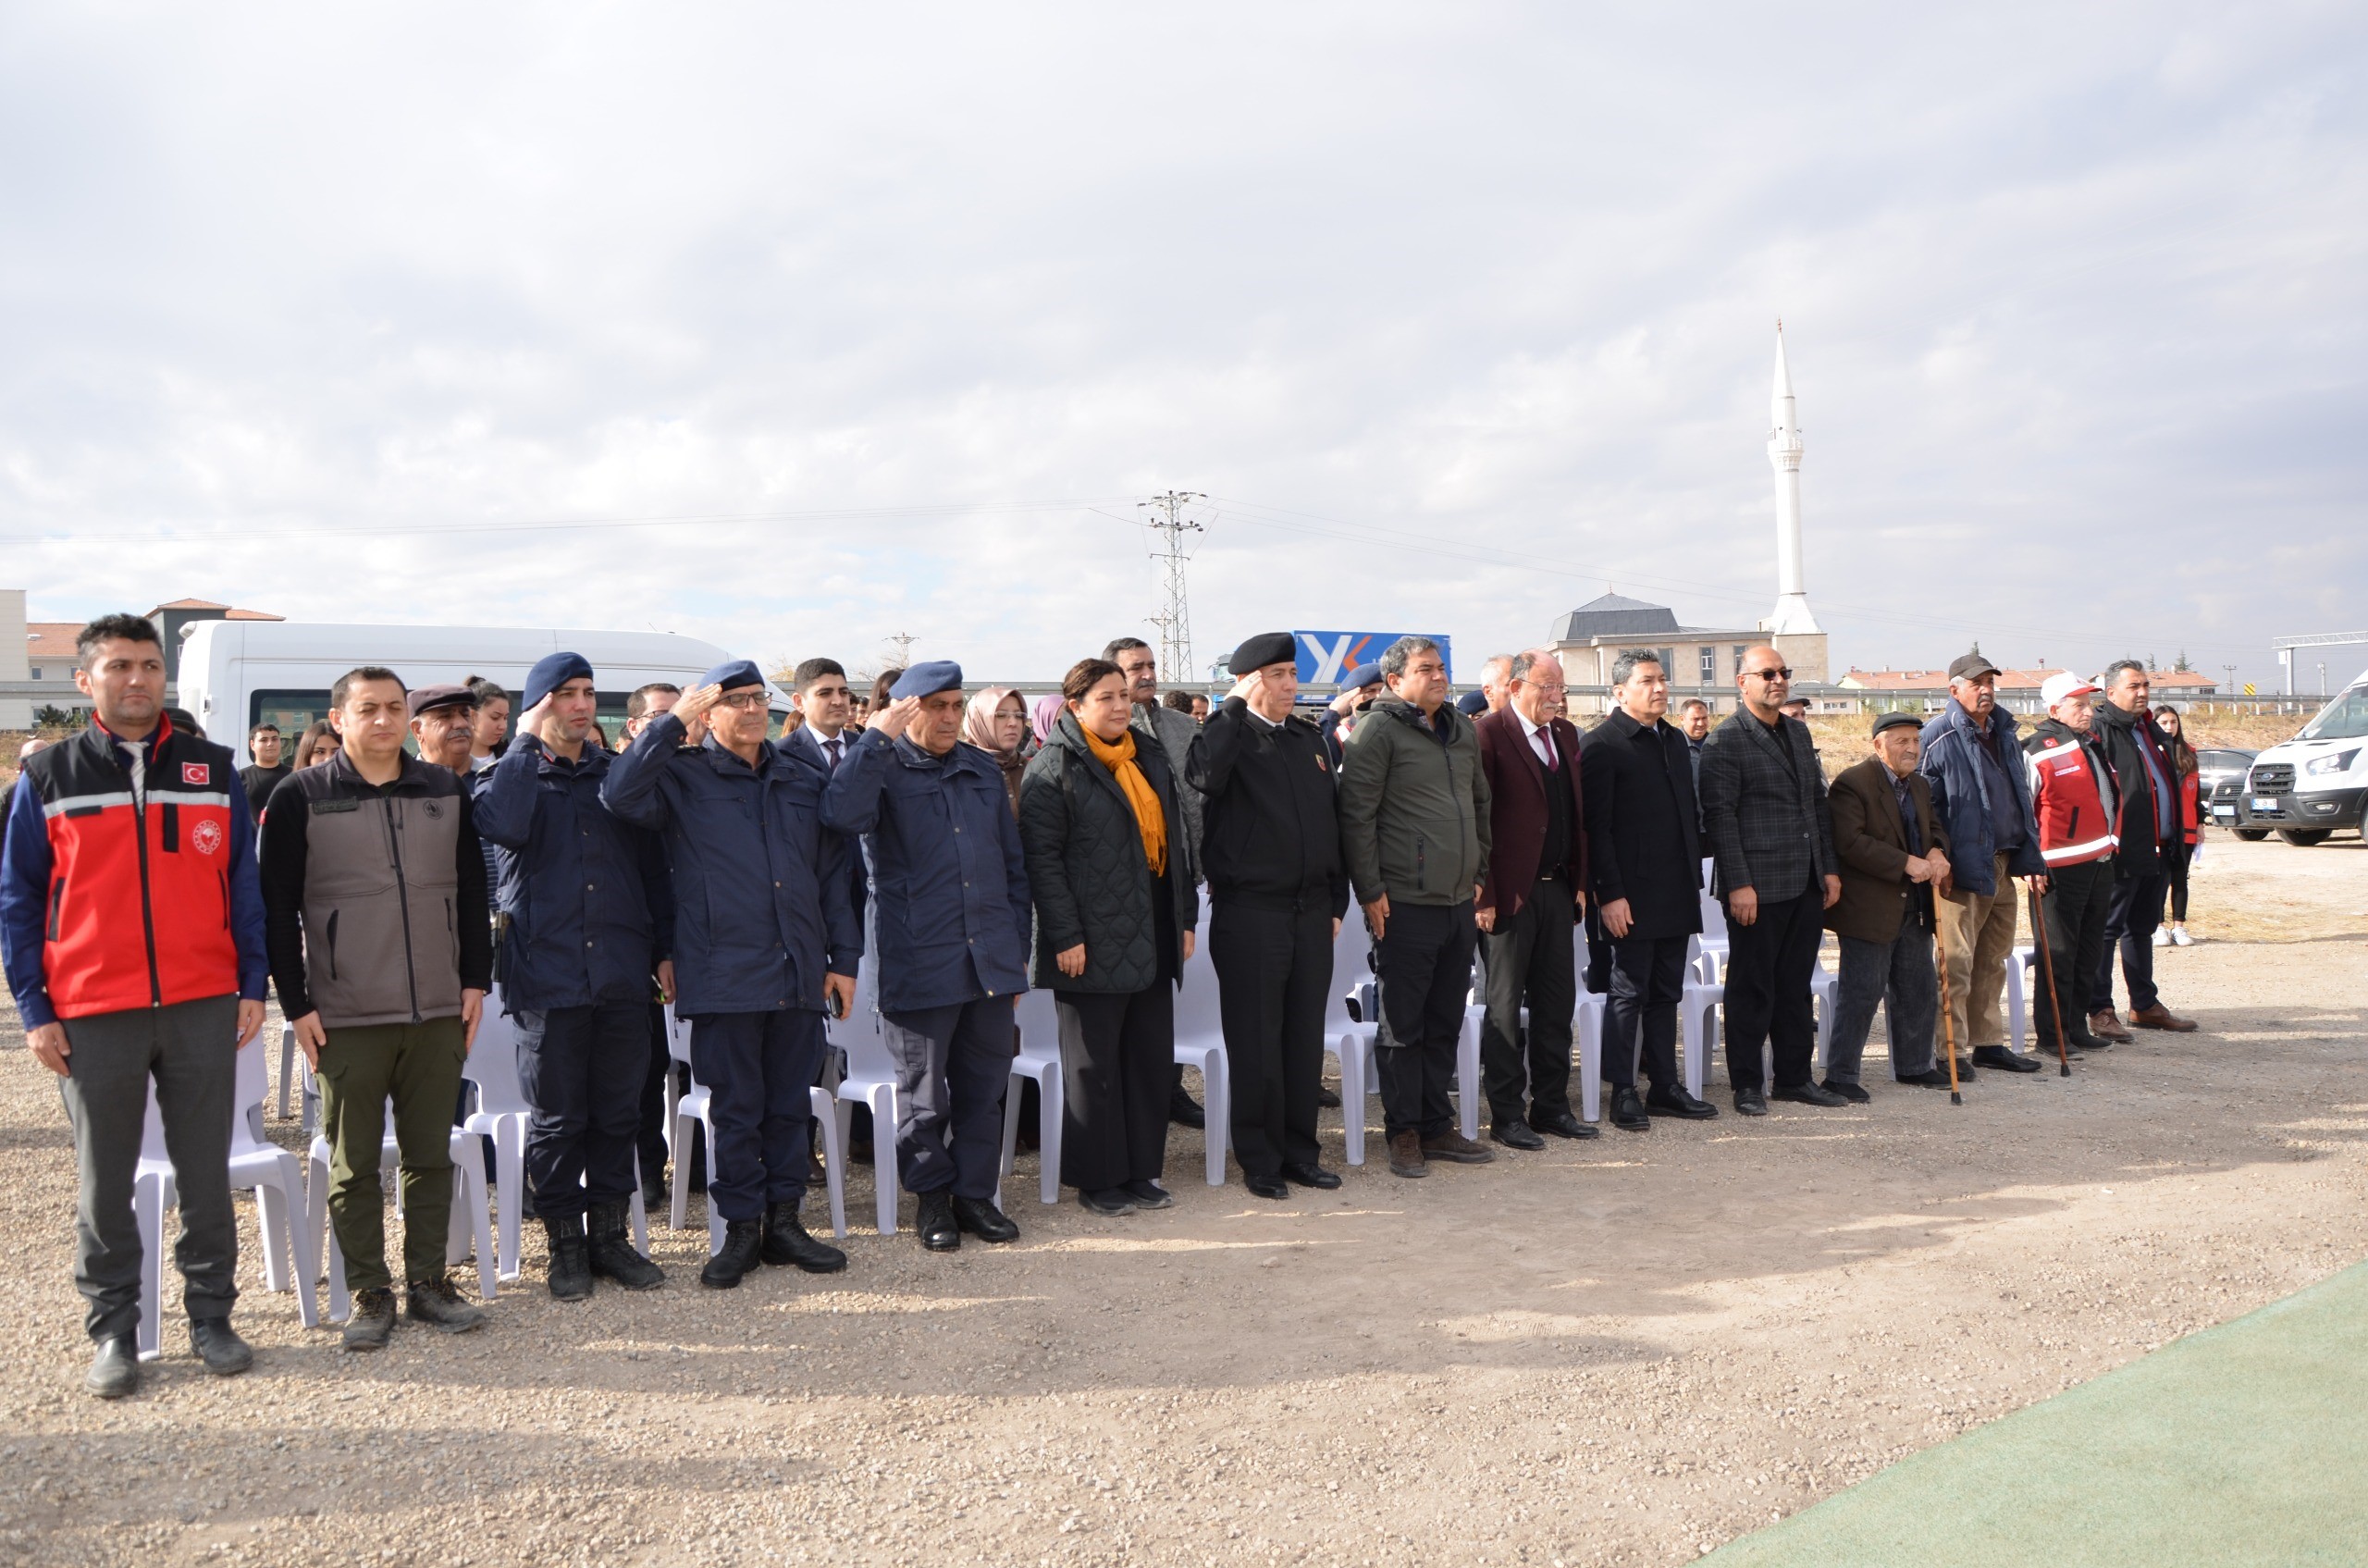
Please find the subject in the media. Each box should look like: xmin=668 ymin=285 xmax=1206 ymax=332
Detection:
xmin=1137 ymin=490 xmax=1207 ymax=685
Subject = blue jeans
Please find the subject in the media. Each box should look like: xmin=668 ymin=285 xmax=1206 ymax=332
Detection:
xmin=1827 ymin=928 xmax=1938 ymax=1085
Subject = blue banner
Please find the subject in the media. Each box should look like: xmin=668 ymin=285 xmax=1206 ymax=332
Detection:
xmin=1293 ymin=631 xmax=1454 ymax=685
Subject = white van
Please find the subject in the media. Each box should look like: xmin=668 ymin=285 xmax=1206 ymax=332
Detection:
xmin=2235 ymin=666 xmax=2368 ymax=846
xmin=178 ymin=620 xmax=785 ymax=768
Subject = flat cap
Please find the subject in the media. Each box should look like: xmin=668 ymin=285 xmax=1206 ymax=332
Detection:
xmin=700 ymin=659 xmax=765 ymax=692
xmin=1340 ymin=661 xmax=1382 ymax=692
xmin=1870 ymin=710 xmax=1922 ymax=737
xmin=523 ymin=651 xmax=593 ymax=713
xmin=406 ymin=683 xmax=474 ymax=720
xmin=1228 ymin=632 xmax=1296 ymax=674
xmin=1948 ymin=650 xmax=2001 ymax=683
xmin=890 ymin=660 xmax=964 ymax=701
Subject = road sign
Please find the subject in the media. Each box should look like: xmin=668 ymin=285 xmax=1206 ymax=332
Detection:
xmin=2243 ymin=683 xmax=2257 ymax=695
xmin=1291 ymin=631 xmax=1454 ymax=685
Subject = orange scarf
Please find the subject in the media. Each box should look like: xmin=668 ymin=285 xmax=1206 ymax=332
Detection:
xmin=1079 ymin=723 xmax=1168 ymax=877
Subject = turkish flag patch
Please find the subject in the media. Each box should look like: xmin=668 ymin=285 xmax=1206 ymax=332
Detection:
xmin=182 ymin=762 xmax=209 ymax=785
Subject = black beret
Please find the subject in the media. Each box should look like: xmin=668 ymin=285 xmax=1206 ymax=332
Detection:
xmin=1228 ymin=632 xmax=1296 ymax=674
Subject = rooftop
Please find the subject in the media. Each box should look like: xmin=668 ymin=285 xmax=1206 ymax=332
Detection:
xmin=1550 ymin=592 xmax=1758 ymax=645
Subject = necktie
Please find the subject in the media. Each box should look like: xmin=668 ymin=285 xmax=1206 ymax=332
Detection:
xmin=825 ymin=736 xmax=843 ymax=772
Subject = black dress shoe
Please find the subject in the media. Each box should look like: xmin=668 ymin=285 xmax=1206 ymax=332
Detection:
xmin=1318 ymin=1086 xmax=1343 ymax=1109
xmin=1489 ymin=1118 xmax=1546 ymax=1151
xmin=1894 ymin=1066 xmax=1955 ymax=1088
xmin=1124 ymin=1179 xmax=1175 ymax=1209
xmin=190 ymin=1316 xmax=253 ymax=1377
xmin=1645 ymin=1087 xmax=1719 ymax=1119
xmin=1771 ymin=1081 xmax=1848 ymax=1107
xmin=1609 ymin=1087 xmax=1652 ymax=1132
xmin=1972 ymin=1045 xmax=2043 ymax=1074
xmin=1244 ymin=1171 xmax=1290 ymax=1200
xmin=1531 ymin=1108 xmax=1601 ymax=1141
xmin=915 ymin=1191 xmax=960 ymax=1252
xmin=2069 ymin=1030 xmax=2112 ymax=1052
xmin=1280 ymin=1161 xmax=1341 ymax=1190
xmin=1733 ymin=1087 xmax=1768 ymax=1117
xmin=1819 ymin=1079 xmax=1871 ymax=1104
xmin=1079 ymin=1187 xmax=1135 ymax=1216
xmin=951 ymin=1195 xmax=1019 ymax=1242
xmin=1168 ymin=1092 xmax=1206 ymax=1130
xmin=85 ymin=1335 xmax=139 ymax=1400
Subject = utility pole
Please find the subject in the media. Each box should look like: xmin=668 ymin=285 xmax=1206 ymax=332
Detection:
xmin=886 ymin=632 xmax=917 ymax=668
xmin=1137 ymin=490 xmax=1207 ymax=682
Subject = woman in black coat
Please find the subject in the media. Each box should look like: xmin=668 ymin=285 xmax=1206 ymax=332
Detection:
xmin=1018 ymin=658 xmax=1201 ymax=1215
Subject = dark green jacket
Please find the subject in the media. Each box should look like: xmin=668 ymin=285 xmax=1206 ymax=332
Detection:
xmin=1337 ymin=698 xmax=1491 ymax=908
xmin=1018 ymin=713 xmax=1199 ymax=994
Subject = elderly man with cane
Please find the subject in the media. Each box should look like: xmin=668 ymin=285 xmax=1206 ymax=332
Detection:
xmin=1821 ymin=711 xmax=1953 ymax=1094
xmin=1918 ymin=652 xmax=2049 ymax=1079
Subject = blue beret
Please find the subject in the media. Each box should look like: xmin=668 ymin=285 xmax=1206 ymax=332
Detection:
xmin=701 ymin=659 xmax=765 ymax=692
xmin=890 ymin=661 xmax=964 ymax=701
xmin=523 ymin=651 xmax=594 ymax=713
xmin=1455 ymin=691 xmax=1489 ymax=716
xmin=1342 ymin=662 xmax=1382 ymax=691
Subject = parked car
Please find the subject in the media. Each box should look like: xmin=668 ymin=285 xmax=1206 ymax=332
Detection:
xmin=2198 ymin=748 xmax=2256 ymax=832
xmin=2232 ymin=670 xmax=2368 ymax=846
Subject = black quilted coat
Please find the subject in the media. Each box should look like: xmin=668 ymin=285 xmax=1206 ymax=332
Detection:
xmin=1018 ymin=711 xmax=1200 ymax=994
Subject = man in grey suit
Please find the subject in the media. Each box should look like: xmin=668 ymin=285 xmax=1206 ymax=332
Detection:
xmin=1697 ymin=646 xmax=1844 ymax=1116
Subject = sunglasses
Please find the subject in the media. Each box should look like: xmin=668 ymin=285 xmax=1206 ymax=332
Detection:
xmin=1745 ymin=667 xmax=1793 ymax=681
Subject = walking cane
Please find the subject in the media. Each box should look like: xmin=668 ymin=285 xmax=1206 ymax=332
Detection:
xmin=1934 ymin=930 xmax=1964 ymax=1106
xmin=2028 ymin=879 xmax=2073 ymax=1078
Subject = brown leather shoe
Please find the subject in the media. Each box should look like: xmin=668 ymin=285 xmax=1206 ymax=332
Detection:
xmin=2128 ymin=1004 xmax=2199 ymax=1033
xmin=1419 ymin=1130 xmax=1496 ymax=1165
xmin=1387 ymin=1130 xmax=1428 ymax=1179
xmin=2089 ymin=1008 xmax=2134 ymax=1043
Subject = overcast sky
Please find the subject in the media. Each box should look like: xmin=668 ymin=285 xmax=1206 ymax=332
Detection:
xmin=4 ymin=5 xmax=2362 ymax=689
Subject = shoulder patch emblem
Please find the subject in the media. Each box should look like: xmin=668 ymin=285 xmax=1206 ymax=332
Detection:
xmin=423 ymin=799 xmax=446 ymax=820
xmin=182 ymin=762 xmax=209 ymax=785
xmin=191 ymin=818 xmax=224 ymax=856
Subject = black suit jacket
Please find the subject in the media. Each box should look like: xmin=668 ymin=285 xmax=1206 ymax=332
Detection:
xmin=1825 ymin=758 xmax=1949 ymax=945
xmin=784 ymin=725 xmax=870 ymax=928
xmin=1578 ymin=709 xmax=1702 ymax=941
xmin=1697 ymin=710 xmax=1838 ymax=902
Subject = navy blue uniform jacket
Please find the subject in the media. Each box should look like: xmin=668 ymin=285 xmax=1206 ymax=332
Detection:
xmin=821 ymin=728 xmax=1030 ymax=1015
xmin=600 ymin=713 xmax=861 ymax=1018
xmin=473 ymin=736 xmax=673 ymax=1014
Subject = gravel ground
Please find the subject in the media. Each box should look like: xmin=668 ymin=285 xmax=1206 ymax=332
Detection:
xmin=0 ymin=833 xmax=2360 ymax=1567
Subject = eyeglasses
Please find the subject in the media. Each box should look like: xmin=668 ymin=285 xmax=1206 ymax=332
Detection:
xmin=1745 ymin=667 xmax=1793 ymax=682
xmin=716 ymin=692 xmax=771 ymax=710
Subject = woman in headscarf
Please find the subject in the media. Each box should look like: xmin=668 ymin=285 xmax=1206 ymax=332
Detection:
xmin=1027 ymin=693 xmax=1065 ymax=758
xmin=1017 ymin=658 xmax=1199 ymax=1216
xmin=2152 ymin=703 xmax=2202 ymax=946
xmin=963 ymin=686 xmax=1030 ymax=814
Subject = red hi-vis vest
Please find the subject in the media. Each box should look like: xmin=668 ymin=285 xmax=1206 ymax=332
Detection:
xmin=2025 ymin=734 xmax=2118 ymax=867
xmin=25 ymin=717 xmax=241 ymax=1019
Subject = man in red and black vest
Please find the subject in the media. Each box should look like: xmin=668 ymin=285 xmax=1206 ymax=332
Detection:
xmin=2 ymin=614 xmax=269 ymax=1400
xmin=2023 ymin=672 xmax=2122 ymax=1056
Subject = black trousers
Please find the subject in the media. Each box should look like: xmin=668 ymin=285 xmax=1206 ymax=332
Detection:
xmin=516 ymin=999 xmax=650 ymax=1219
xmin=1600 ymin=934 xmax=1687 ymax=1092
xmin=2163 ymin=840 xmax=2192 ymax=921
xmin=1478 ymin=878 xmax=1576 ymax=1127
xmin=687 ymin=1008 xmax=828 ymax=1221
xmin=1057 ymin=987 xmax=1174 ymax=1191
xmin=1721 ymin=886 xmax=1822 ymax=1092
xmin=636 ymin=1001 xmax=672 ymax=1192
xmin=2099 ymin=867 xmax=2165 ymax=1013
xmin=2036 ymin=858 xmax=2115 ymax=1038
xmin=1375 ymin=901 xmax=1479 ymax=1140
xmin=1209 ymin=901 xmax=1332 ymax=1178
xmin=882 ymin=996 xmax=1014 ymax=1200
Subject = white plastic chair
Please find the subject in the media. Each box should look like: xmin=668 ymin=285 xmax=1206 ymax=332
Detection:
xmin=828 ymin=929 xmax=904 ymax=1235
xmin=133 ymin=1041 xmax=320 ymax=1357
xmin=671 ymin=1013 xmax=849 ymax=1253
xmin=305 ymin=1095 xmax=499 ymax=1325
xmin=1000 ymin=989 xmax=1066 ymax=1204
xmin=2004 ymin=944 xmax=2041 ymax=1052
xmin=1326 ymin=917 xmax=1380 ymax=1165
xmin=1168 ymin=941 xmax=1232 ymax=1186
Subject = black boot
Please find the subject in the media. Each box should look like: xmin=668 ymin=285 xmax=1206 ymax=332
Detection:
xmin=543 ymin=1214 xmax=593 ymax=1302
xmin=951 ymin=1194 xmax=1019 ymax=1243
xmin=700 ymin=1219 xmax=765 ymax=1289
xmin=761 ymin=1201 xmax=847 ymax=1272
xmin=586 ymin=1200 xmax=665 ymax=1291
xmin=915 ymin=1191 xmax=960 ymax=1252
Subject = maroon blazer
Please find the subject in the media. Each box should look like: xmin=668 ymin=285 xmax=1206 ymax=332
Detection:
xmin=1474 ymin=705 xmax=1588 ymax=920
